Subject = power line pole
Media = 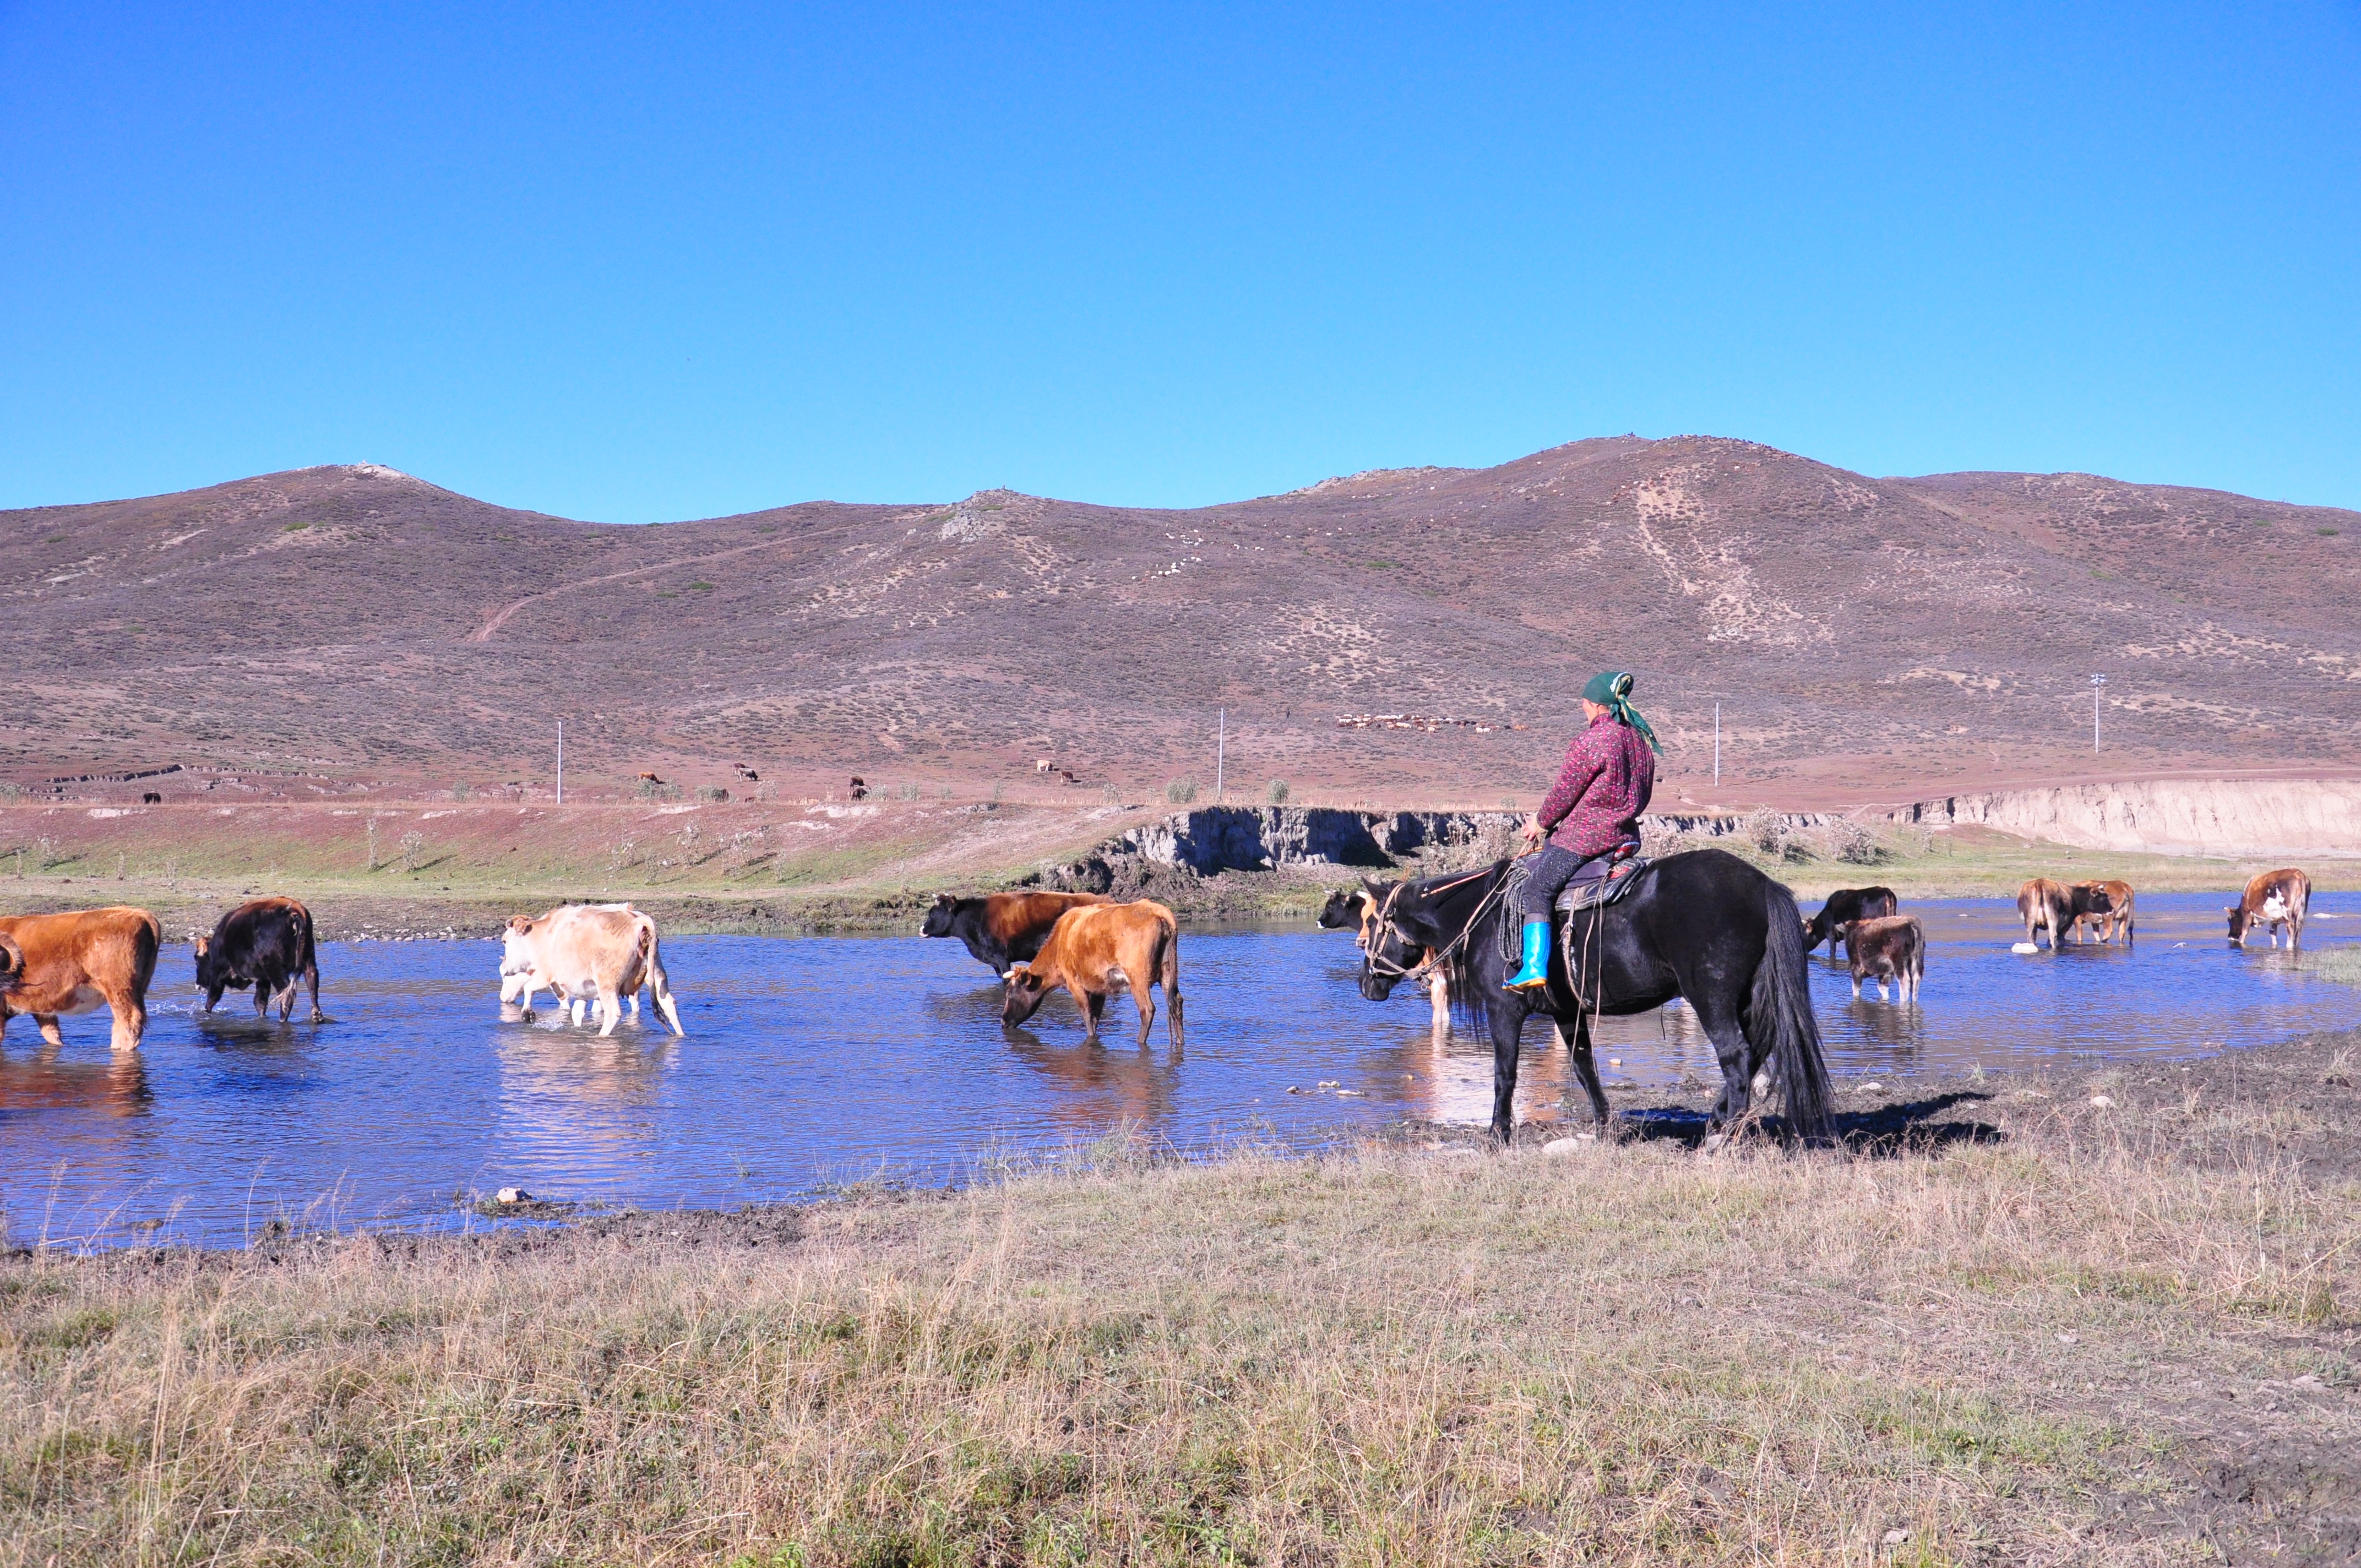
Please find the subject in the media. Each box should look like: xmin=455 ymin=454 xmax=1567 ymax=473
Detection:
xmin=1713 ymin=701 xmax=1721 ymax=787
xmin=1214 ymin=709 xmax=1226 ymax=802
xmin=2090 ymin=675 xmax=2105 ymax=753
xmin=557 ymin=721 xmax=564 ymax=804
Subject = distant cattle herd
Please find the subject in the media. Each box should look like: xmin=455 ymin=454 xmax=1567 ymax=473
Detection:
xmin=0 ymin=857 xmax=2328 ymax=1062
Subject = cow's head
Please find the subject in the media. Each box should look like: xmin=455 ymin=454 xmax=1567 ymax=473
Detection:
xmin=1000 ymin=961 xmax=1052 ymax=1028
xmin=499 ymin=914 xmax=539 ymax=976
xmin=1315 ymin=889 xmax=1362 ymax=930
xmin=0 ymin=932 xmax=22 ymax=983
xmin=921 ymin=893 xmax=960 ymax=939
xmin=192 ymin=934 xmax=214 ymax=988
xmin=2226 ymin=903 xmax=2249 ymax=943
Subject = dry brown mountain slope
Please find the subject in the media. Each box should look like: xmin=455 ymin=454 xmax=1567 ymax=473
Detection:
xmin=5 ymin=438 xmax=2358 ymax=809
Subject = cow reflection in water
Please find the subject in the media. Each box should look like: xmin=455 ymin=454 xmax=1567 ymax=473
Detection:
xmin=1000 ymin=1028 xmax=1183 ymax=1131
xmin=0 ymin=1049 xmax=149 ymax=1119
xmin=494 ymin=1027 xmax=673 ymax=1167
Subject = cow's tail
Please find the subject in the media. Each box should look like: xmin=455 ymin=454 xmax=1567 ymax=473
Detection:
xmin=1158 ymin=910 xmax=1184 ymax=1048
xmin=128 ymin=910 xmax=162 ymax=999
xmin=1747 ymin=880 xmax=1832 ymax=1142
xmin=639 ymin=917 xmax=684 ymax=1036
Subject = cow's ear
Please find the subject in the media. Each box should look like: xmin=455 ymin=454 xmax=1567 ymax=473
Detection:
xmin=934 ymin=892 xmax=954 ymax=907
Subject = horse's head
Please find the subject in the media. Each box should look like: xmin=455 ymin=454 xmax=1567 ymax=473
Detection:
xmin=1356 ymin=878 xmax=1426 ymax=1000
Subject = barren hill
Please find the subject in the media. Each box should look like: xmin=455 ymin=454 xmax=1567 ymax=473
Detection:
xmin=6 ymin=438 xmax=2358 ymax=810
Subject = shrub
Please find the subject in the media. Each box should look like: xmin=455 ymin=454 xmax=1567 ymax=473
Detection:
xmin=1165 ymin=778 xmax=1199 ymax=805
xmin=398 ymin=830 xmax=426 ymax=872
xmin=1823 ymin=819 xmax=1886 ymax=865
xmin=1265 ymin=779 xmax=1291 ymax=805
xmin=698 ymin=785 xmax=730 ymax=803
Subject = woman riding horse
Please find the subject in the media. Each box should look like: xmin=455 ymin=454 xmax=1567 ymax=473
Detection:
xmin=1356 ymin=672 xmax=1832 ymax=1146
xmin=1506 ymin=671 xmax=1661 ymax=989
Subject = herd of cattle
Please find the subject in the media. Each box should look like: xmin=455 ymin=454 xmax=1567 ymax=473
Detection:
xmin=0 ymin=862 xmax=2326 ymax=1052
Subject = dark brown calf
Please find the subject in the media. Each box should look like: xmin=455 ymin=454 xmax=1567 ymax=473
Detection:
xmin=1803 ymin=886 xmax=1898 ymax=958
xmin=923 ymin=890 xmax=1111 ymax=973
xmin=1846 ymin=914 xmax=1924 ymax=1001
xmin=1002 ymin=900 xmax=1183 ymax=1048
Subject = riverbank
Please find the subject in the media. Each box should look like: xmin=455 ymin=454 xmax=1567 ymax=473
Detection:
xmin=7 ymin=1029 xmax=2359 ymax=1562
xmin=4 ymin=797 xmax=2355 ymax=939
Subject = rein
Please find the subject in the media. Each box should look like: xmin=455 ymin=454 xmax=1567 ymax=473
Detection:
xmin=1363 ymin=865 xmax=1511 ymax=982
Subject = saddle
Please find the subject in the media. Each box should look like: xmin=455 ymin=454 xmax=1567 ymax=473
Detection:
xmin=1497 ymin=852 xmax=1651 ymax=971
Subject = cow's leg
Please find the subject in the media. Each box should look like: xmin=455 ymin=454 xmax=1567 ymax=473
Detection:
xmin=254 ymin=979 xmax=271 ymax=1017
xmin=596 ymin=988 xmax=623 ymax=1037
xmin=1081 ymin=989 xmax=1107 ymax=1045
xmin=570 ymin=997 xmax=589 ymax=1027
xmin=1129 ymin=971 xmax=1156 ymax=1048
xmin=37 ymin=1014 xmax=65 ymax=1047
xmin=304 ymin=959 xmax=324 ymax=1024
xmin=1561 ymin=1010 xmax=1611 ymax=1134
xmin=1428 ymin=970 xmax=1450 ymax=1035
xmin=105 ymin=992 xmax=145 ymax=1051
xmin=203 ymin=983 xmax=224 ymax=1015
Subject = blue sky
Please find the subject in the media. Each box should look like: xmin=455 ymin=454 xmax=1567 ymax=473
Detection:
xmin=3 ymin=2 xmax=2356 ymax=521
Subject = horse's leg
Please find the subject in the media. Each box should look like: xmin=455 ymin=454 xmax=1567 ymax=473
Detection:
xmin=1488 ymin=999 xmax=1527 ymax=1146
xmin=1688 ymin=988 xmax=1755 ymax=1144
xmin=1562 ymin=1010 xmax=1611 ymax=1133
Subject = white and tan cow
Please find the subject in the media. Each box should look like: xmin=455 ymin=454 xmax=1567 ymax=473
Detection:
xmin=499 ymin=903 xmax=683 ymax=1036
xmin=2228 ymin=868 xmax=2311 ymax=950
xmin=0 ymin=906 xmax=162 ymax=1050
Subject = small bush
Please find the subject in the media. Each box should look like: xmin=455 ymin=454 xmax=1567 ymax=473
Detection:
xmin=1166 ymin=778 xmax=1199 ymax=805
xmin=1823 ymin=819 xmax=1886 ymax=865
xmin=698 ymin=785 xmax=730 ymax=803
xmin=398 ymin=830 xmax=426 ymax=872
xmin=451 ymin=782 xmax=472 ymax=802
xmin=1265 ymin=779 xmax=1291 ymax=805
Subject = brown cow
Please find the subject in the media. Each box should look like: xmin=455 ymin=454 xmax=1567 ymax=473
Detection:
xmin=2075 ymin=879 xmax=2135 ymax=945
xmin=2228 ymin=868 xmax=2310 ymax=949
xmin=1846 ymin=914 xmax=1925 ymax=1001
xmin=0 ymin=907 xmax=163 ymax=1050
xmin=1001 ymin=900 xmax=1183 ymax=1048
xmin=923 ymin=890 xmax=1109 ymax=974
xmin=2016 ymin=878 xmax=2110 ymax=951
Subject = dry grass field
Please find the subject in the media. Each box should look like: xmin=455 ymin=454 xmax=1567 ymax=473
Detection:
xmin=7 ymin=1031 xmax=2359 ymax=1565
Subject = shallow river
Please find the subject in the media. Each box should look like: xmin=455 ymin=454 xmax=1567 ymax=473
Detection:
xmin=2 ymin=892 xmax=2354 ymax=1248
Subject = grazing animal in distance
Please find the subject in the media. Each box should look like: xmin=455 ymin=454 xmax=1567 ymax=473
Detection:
xmin=2075 ymin=879 xmax=2135 ymax=945
xmin=1001 ymin=900 xmax=1183 ymax=1048
xmin=195 ymin=896 xmax=324 ymax=1023
xmin=638 ymin=771 xmax=663 ymax=783
xmin=1846 ymin=914 xmax=1925 ymax=1002
xmin=848 ymin=776 xmax=868 ymax=800
xmin=0 ymin=906 xmax=162 ymax=1050
xmin=2228 ymin=868 xmax=2310 ymax=949
xmin=140 ymin=792 xmax=162 ymax=804
xmin=922 ymin=890 xmax=1109 ymax=974
xmin=1035 ymin=759 xmax=1054 ymax=774
xmin=500 ymin=903 xmax=682 ymax=1036
xmin=1802 ymin=886 xmax=1899 ymax=958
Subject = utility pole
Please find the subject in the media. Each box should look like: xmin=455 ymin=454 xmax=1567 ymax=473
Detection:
xmin=1214 ymin=709 xmax=1226 ymax=802
xmin=557 ymin=721 xmax=564 ymax=805
xmin=2090 ymin=675 xmax=2105 ymax=753
xmin=1713 ymin=702 xmax=1721 ymax=787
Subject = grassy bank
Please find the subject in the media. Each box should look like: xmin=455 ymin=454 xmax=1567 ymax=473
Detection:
xmin=0 ymin=799 xmax=2351 ymax=938
xmin=8 ymin=1036 xmax=2361 ymax=1564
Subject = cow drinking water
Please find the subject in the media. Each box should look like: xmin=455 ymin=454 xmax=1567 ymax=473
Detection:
xmin=1000 ymin=900 xmax=1183 ymax=1048
xmin=2228 ymin=868 xmax=2310 ymax=949
xmin=195 ymin=896 xmax=324 ymax=1023
xmin=1802 ymin=886 xmax=1899 ymax=959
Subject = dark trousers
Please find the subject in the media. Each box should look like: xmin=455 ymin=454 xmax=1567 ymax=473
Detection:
xmin=1520 ymin=844 xmax=1617 ymax=921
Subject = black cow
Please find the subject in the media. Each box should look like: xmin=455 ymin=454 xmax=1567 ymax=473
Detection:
xmin=194 ymin=896 xmax=324 ymax=1022
xmin=1802 ymin=886 xmax=1900 ymax=957
xmin=921 ymin=891 xmax=1108 ymax=973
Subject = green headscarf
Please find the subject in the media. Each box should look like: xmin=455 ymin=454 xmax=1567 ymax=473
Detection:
xmin=1581 ymin=671 xmax=1661 ymax=754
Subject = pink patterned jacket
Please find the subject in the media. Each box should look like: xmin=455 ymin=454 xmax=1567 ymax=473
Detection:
xmin=1535 ymin=714 xmax=1656 ymax=858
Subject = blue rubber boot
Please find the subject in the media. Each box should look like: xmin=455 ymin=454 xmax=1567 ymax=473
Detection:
xmin=1505 ymin=918 xmax=1551 ymax=989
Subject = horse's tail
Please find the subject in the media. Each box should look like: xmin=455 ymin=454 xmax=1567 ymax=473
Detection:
xmin=1748 ymin=880 xmax=1833 ymax=1141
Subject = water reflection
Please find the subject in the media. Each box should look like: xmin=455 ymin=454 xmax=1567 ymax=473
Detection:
xmin=0 ymin=1050 xmax=150 ymax=1119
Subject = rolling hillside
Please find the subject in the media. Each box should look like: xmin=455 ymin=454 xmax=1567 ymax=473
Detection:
xmin=6 ymin=437 xmax=2358 ymax=810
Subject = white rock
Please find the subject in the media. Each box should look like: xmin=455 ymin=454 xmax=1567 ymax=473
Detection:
xmin=2011 ymin=941 xmax=2039 ymax=955
xmin=2088 ymin=1094 xmax=2114 ymax=1108
xmin=1543 ymin=1136 xmax=1584 ymax=1155
xmin=1882 ymin=1528 xmax=1910 ymax=1546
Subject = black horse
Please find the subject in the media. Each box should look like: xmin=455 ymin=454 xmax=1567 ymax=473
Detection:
xmin=1357 ymin=848 xmax=1833 ymax=1146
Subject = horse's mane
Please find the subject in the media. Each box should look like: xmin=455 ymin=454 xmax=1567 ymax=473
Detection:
xmin=1394 ymin=859 xmax=1512 ymax=1035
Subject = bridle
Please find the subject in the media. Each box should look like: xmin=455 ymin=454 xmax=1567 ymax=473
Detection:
xmin=1358 ymin=865 xmax=1509 ymax=982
